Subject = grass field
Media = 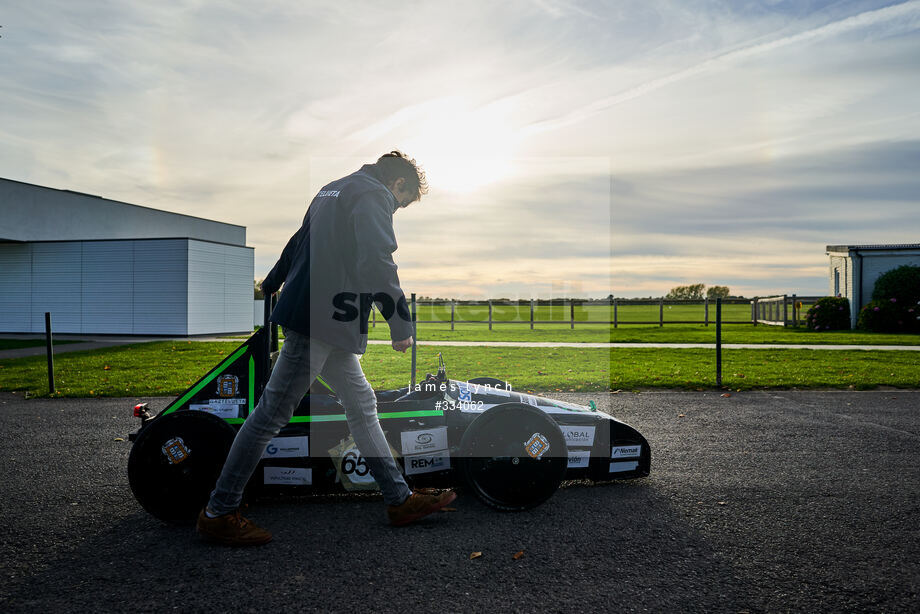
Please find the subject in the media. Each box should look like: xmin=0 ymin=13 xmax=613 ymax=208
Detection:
xmin=364 ymin=322 xmax=920 ymax=345
xmin=2 ymin=339 xmax=919 ymax=398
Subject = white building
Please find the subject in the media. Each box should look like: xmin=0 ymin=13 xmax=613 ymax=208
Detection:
xmin=0 ymin=177 xmax=254 ymax=335
xmin=826 ymin=243 xmax=920 ymax=327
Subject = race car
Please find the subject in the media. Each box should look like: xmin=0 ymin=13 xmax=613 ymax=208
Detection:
xmin=127 ymin=305 xmax=651 ymax=524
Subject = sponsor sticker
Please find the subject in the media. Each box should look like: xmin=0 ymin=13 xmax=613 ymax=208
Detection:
xmin=404 ymin=454 xmax=451 ymax=475
xmin=519 ymin=394 xmax=540 ymax=407
xmin=524 ymin=433 xmax=550 ymax=459
xmin=611 ymin=445 xmax=642 ymax=459
xmin=206 ymin=398 xmax=247 ymax=405
xmin=567 ymin=449 xmax=590 ymax=468
xmin=261 ymin=436 xmax=309 ymax=459
xmin=263 ymin=467 xmax=312 ymax=486
xmin=189 ymin=403 xmax=239 ymax=419
xmin=561 ymin=425 xmax=596 ymax=447
xmin=216 ymin=374 xmax=239 ymax=398
xmin=609 ymin=461 xmax=639 ymax=473
xmin=400 ymin=427 xmax=448 ymax=455
xmin=161 ymin=437 xmax=191 ymax=465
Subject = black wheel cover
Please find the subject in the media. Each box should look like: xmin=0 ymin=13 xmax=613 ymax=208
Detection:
xmin=458 ymin=403 xmax=567 ymax=511
xmin=128 ymin=411 xmax=237 ymax=524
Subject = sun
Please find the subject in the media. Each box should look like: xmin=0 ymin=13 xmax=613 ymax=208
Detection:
xmin=402 ymin=97 xmax=517 ymax=193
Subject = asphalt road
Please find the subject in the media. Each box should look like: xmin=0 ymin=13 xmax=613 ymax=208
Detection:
xmin=1 ymin=390 xmax=918 ymax=612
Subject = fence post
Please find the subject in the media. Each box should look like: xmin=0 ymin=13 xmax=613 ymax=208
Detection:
xmin=45 ymin=312 xmax=55 ymax=395
xmin=792 ymin=294 xmax=798 ymax=327
xmin=530 ymin=299 xmax=534 ymax=330
xmin=372 ymin=304 xmax=376 ymax=328
xmin=716 ymin=299 xmax=722 ymax=387
xmin=488 ymin=299 xmax=492 ymax=331
xmin=783 ymin=294 xmax=789 ymax=328
xmin=659 ymin=298 xmax=664 ymax=327
xmin=450 ymin=301 xmax=455 ymax=331
xmin=704 ymin=297 xmax=709 ymax=326
xmin=410 ymin=293 xmax=417 ymax=388
xmin=613 ymin=299 xmax=618 ymax=328
xmin=752 ymin=298 xmax=758 ymax=326
xmin=570 ymin=299 xmax=575 ymax=330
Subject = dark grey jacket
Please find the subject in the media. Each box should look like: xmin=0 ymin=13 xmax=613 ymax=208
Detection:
xmin=262 ymin=165 xmax=414 ymax=354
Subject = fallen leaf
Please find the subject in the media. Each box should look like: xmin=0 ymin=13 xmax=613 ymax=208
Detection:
xmin=718 ymin=501 xmax=727 ymax=506
xmin=103 ymin=365 xmax=111 ymax=371
xmin=721 ymin=393 xmax=732 ymax=398
xmin=512 ymin=550 xmax=524 ymax=560
xmin=113 ymin=437 xmax=124 ymax=442
xmin=678 ymin=413 xmax=685 ymax=418
xmin=470 ymin=552 xmax=482 ymax=560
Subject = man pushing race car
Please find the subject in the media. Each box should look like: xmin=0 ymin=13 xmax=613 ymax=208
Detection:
xmin=196 ymin=151 xmax=456 ymax=546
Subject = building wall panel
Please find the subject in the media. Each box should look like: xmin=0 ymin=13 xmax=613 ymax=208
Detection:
xmin=31 ymin=242 xmax=82 ymax=333
xmin=0 ymin=243 xmax=32 ymax=332
xmin=133 ymin=240 xmax=188 ymax=335
xmin=81 ymin=241 xmax=134 ymax=333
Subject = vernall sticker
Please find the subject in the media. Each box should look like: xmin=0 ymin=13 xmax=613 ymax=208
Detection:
xmin=263 ymin=467 xmax=312 ymax=486
xmin=611 ymin=445 xmax=642 ymax=459
xmin=400 ymin=427 xmax=448 ymax=455
xmin=609 ymin=461 xmax=639 ymax=473
xmin=405 ymin=454 xmax=450 ymax=476
xmin=261 ymin=436 xmax=309 ymax=459
xmin=561 ymin=425 xmax=596 ymax=447
xmin=567 ymin=450 xmax=590 ymax=468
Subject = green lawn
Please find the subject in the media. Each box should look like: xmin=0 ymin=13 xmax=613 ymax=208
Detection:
xmin=364 ymin=322 xmax=919 ymax=345
xmin=2 ymin=340 xmax=918 ymax=398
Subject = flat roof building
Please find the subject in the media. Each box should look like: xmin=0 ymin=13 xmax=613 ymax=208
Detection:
xmin=826 ymin=243 xmax=920 ymax=327
xmin=0 ymin=178 xmax=254 ymax=335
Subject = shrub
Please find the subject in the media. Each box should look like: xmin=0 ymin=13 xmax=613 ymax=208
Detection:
xmin=805 ymin=296 xmax=851 ymax=331
xmin=871 ymin=265 xmax=920 ymax=304
xmin=858 ymin=265 xmax=920 ymax=333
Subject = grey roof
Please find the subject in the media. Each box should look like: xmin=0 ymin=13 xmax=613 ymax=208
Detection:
xmin=826 ymin=243 xmax=920 ymax=252
xmin=0 ymin=177 xmax=246 ymax=245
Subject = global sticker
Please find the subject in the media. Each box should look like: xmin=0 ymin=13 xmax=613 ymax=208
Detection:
xmin=524 ymin=433 xmax=550 ymax=459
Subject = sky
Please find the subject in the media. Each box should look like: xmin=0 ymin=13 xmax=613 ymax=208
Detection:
xmin=1 ymin=0 xmax=919 ymax=299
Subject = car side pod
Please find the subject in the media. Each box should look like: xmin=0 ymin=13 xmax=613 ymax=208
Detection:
xmin=457 ymin=403 xmax=568 ymax=511
xmin=127 ymin=411 xmax=237 ymax=524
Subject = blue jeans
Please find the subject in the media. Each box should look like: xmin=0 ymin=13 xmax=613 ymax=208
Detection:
xmin=207 ymin=329 xmax=411 ymax=514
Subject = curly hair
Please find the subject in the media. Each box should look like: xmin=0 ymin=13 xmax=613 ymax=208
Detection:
xmin=375 ymin=150 xmax=428 ymax=202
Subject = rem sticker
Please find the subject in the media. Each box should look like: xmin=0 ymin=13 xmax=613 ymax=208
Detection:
xmin=263 ymin=467 xmax=312 ymax=486
xmin=401 ymin=428 xmax=448 ymax=455
xmin=567 ymin=450 xmax=591 ymax=468
xmin=216 ymin=374 xmax=239 ymax=398
xmin=189 ymin=404 xmax=239 ymax=420
xmin=162 ymin=437 xmax=191 ymax=465
xmin=525 ymin=433 xmax=550 ymax=459
xmin=405 ymin=454 xmax=451 ymax=476
xmin=261 ymin=436 xmax=309 ymax=459
xmin=611 ymin=445 xmax=642 ymax=459
xmin=609 ymin=461 xmax=639 ymax=473
xmin=561 ymin=425 xmax=596 ymax=447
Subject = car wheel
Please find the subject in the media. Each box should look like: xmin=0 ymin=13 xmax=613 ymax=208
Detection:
xmin=457 ymin=403 xmax=567 ymax=511
xmin=128 ymin=410 xmax=237 ymax=524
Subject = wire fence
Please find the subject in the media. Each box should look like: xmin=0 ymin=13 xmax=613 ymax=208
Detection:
xmin=370 ymin=296 xmax=825 ymax=329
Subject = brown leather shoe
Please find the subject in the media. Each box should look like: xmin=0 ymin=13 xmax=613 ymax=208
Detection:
xmin=387 ymin=490 xmax=457 ymax=526
xmin=196 ymin=508 xmax=273 ymax=546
